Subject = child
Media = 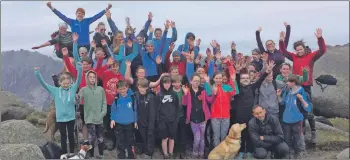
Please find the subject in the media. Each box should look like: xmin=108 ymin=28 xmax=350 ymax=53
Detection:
xmin=182 ymin=73 xmax=212 ymax=159
xmin=110 ymin=80 xmax=137 ymax=159
xmin=34 ymin=48 xmax=82 ymax=155
xmin=277 ymin=75 xmax=310 ymax=159
xmin=156 ymin=75 xmax=180 ymax=159
xmin=135 ymin=78 xmax=156 ymax=159
xmin=234 ymin=60 xmax=274 ymax=159
xmin=79 ymin=70 xmax=107 ymax=158
xmin=171 ymin=75 xmax=187 ymax=159
xmin=165 ymin=43 xmax=186 ymax=75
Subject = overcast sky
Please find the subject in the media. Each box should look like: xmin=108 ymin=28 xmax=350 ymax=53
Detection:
xmin=1 ymin=1 xmax=349 ymax=58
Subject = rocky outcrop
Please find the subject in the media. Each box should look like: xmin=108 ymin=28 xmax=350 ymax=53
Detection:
xmin=0 ymin=91 xmax=35 ymax=122
xmin=0 ymin=144 xmax=45 ymax=160
xmin=337 ymin=148 xmax=349 ymax=159
xmin=312 ymin=43 xmax=349 ymax=119
xmin=0 ymin=120 xmax=48 ymax=146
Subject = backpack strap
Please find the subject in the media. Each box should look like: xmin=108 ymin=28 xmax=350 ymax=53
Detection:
xmin=316 ymin=80 xmax=328 ymax=92
xmin=131 ymin=94 xmax=135 ymax=111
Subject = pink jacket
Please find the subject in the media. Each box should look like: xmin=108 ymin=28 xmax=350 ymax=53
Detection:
xmin=182 ymin=89 xmax=212 ymax=124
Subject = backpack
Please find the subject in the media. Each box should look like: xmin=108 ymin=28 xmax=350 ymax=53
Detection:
xmin=255 ymin=80 xmax=278 ymax=104
xmin=315 ymin=74 xmax=337 ymax=92
xmin=114 ymin=93 xmax=135 ymax=111
xmin=40 ymin=142 xmax=61 ymax=159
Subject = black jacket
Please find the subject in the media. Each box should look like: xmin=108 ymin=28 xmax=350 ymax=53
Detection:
xmin=93 ymin=33 xmax=112 ymax=50
xmin=156 ymin=76 xmax=179 ymax=122
xmin=234 ymin=72 xmax=268 ymax=123
xmin=248 ymin=115 xmax=284 ymax=148
xmin=135 ymin=91 xmax=156 ymax=130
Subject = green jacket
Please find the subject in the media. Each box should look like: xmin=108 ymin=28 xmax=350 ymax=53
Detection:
xmin=275 ymin=69 xmax=309 ymax=83
xmin=80 ymin=70 xmax=107 ymax=124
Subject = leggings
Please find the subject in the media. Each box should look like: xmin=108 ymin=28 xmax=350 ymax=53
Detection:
xmin=57 ymin=120 xmax=75 ymax=154
xmin=190 ymin=121 xmax=206 ymax=156
xmin=211 ymin=118 xmax=230 ymax=147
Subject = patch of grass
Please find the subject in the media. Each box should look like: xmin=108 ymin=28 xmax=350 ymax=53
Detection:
xmin=26 ymin=111 xmax=47 ymax=125
xmin=329 ymin=118 xmax=349 ymax=133
xmin=316 ymin=130 xmax=349 ymax=151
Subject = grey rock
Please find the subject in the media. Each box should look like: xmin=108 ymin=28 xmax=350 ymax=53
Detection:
xmin=0 ymin=120 xmax=48 ymax=146
xmin=0 ymin=91 xmax=35 ymax=122
xmin=314 ymin=116 xmax=333 ymax=126
xmin=312 ymin=44 xmax=349 ymax=119
xmin=0 ymin=144 xmax=45 ymax=160
xmin=337 ymin=148 xmax=349 ymax=159
xmin=305 ymin=121 xmax=349 ymax=136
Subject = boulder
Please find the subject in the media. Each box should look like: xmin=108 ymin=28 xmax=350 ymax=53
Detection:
xmin=0 ymin=144 xmax=45 ymax=160
xmin=0 ymin=120 xmax=48 ymax=146
xmin=337 ymin=148 xmax=349 ymax=159
xmin=0 ymin=91 xmax=35 ymax=122
xmin=314 ymin=116 xmax=333 ymax=126
xmin=312 ymin=44 xmax=349 ymax=119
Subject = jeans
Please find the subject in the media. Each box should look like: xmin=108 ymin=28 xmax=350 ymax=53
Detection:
xmin=211 ymin=118 xmax=230 ymax=147
xmin=282 ymin=121 xmax=305 ymax=153
xmin=254 ymin=142 xmax=289 ymax=159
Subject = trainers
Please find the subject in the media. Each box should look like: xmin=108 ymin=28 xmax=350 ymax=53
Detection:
xmin=246 ymin=152 xmax=253 ymax=159
xmin=237 ymin=152 xmax=244 ymax=159
xmin=163 ymin=153 xmax=170 ymax=159
xmin=169 ymin=153 xmax=175 ymax=159
xmin=96 ymin=155 xmax=104 ymax=159
xmin=311 ymin=131 xmax=317 ymax=144
xmin=142 ymin=154 xmax=152 ymax=159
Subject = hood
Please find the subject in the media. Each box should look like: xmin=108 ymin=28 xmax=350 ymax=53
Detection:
xmin=160 ymin=75 xmax=173 ymax=93
xmin=181 ymin=32 xmax=195 ymax=52
xmin=85 ymin=70 xmax=97 ymax=87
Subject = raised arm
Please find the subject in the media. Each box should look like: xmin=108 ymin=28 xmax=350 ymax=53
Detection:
xmin=62 ymin=48 xmax=78 ymax=78
xmin=105 ymin=10 xmax=119 ymax=34
xmin=311 ymin=28 xmax=327 ymax=62
xmin=47 ymin=2 xmax=73 ymax=24
xmin=169 ymin=21 xmax=178 ymax=42
xmin=72 ymin=62 xmax=83 ymax=90
xmin=231 ymin=42 xmax=238 ymax=62
xmin=255 ymin=27 xmax=266 ymax=53
xmin=88 ymin=41 xmax=96 ymax=59
xmin=138 ymin=12 xmax=152 ymax=37
xmin=71 ymin=33 xmax=81 ymax=62
xmin=279 ymin=31 xmax=295 ymax=61
xmin=252 ymin=61 xmax=275 ymax=90
xmin=284 ymin=22 xmax=291 ymax=48
xmin=124 ymin=60 xmax=133 ymax=85
xmin=87 ymin=4 xmax=112 ymax=24
xmin=34 ymin=67 xmax=56 ymax=94
xmin=32 ymin=41 xmax=53 ymax=50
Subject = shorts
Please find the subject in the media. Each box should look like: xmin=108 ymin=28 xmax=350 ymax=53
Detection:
xmin=79 ymin=104 xmax=85 ymax=124
xmin=158 ymin=121 xmax=177 ymax=139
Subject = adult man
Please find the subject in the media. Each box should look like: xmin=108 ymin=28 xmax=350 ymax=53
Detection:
xmin=248 ymin=105 xmax=289 ymax=159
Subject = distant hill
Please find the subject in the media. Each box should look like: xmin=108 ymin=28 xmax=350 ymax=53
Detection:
xmin=1 ymin=50 xmax=62 ymax=110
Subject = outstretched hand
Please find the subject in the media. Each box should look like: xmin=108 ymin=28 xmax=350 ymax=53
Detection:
xmin=169 ymin=42 xmax=175 ymax=52
xmin=148 ymin=12 xmax=153 ymax=21
xmin=32 ymin=46 xmax=40 ymax=50
xmin=46 ymin=2 xmax=52 ymax=9
xmin=34 ymin=67 xmax=40 ymax=71
xmin=164 ymin=20 xmax=170 ymax=30
xmin=283 ymin=22 xmax=289 ymax=27
xmin=149 ymin=24 xmax=154 ymax=32
xmin=105 ymin=10 xmax=111 ymax=19
xmin=314 ymin=28 xmax=322 ymax=38
xmin=196 ymin=38 xmax=201 ymax=47
xmin=125 ymin=60 xmax=131 ymax=67
xmin=106 ymin=4 xmax=112 ymax=10
xmin=266 ymin=60 xmax=276 ymax=73
xmin=171 ymin=21 xmax=176 ymax=28
xmin=72 ymin=32 xmax=79 ymax=43
xmin=210 ymin=40 xmax=217 ymax=48
xmin=231 ymin=41 xmax=236 ymax=50
xmin=257 ymin=27 xmax=262 ymax=32
xmin=156 ymin=56 xmax=162 ymax=64
xmin=280 ymin=31 xmax=285 ymax=41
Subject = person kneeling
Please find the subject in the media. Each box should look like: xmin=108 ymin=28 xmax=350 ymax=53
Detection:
xmin=248 ymin=105 xmax=289 ymax=159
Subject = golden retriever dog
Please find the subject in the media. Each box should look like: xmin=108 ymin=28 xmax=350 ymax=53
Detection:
xmin=208 ymin=123 xmax=247 ymax=160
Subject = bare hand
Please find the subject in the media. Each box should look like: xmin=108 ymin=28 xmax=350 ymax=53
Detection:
xmin=107 ymin=4 xmax=112 ymax=10
xmin=206 ymin=48 xmax=213 ymax=61
xmin=231 ymin=41 xmax=236 ymax=50
xmin=257 ymin=27 xmax=262 ymax=32
xmin=196 ymin=38 xmax=201 ymax=46
xmin=46 ymin=2 xmax=52 ymax=9
xmin=107 ymin=57 xmax=114 ymax=65
xmin=62 ymin=47 xmax=69 ymax=56
xmin=101 ymin=39 xmax=107 ymax=46
xmin=260 ymin=136 xmax=264 ymax=141
xmin=34 ymin=67 xmax=40 ymax=70
xmin=283 ymin=22 xmax=289 ymax=27
xmin=110 ymin=120 xmax=115 ymax=129
xmin=296 ymin=94 xmax=303 ymax=100
xmin=182 ymin=85 xmax=189 ymax=95
xmin=156 ymin=56 xmax=162 ymax=64
xmin=148 ymin=12 xmax=153 ymax=21
xmin=164 ymin=20 xmax=170 ymax=30
xmin=90 ymin=40 xmax=96 ymax=48
xmin=127 ymin=40 xmax=133 ymax=47
xmin=314 ymin=28 xmax=322 ymax=38
xmin=280 ymin=31 xmax=286 ymax=41
xmin=134 ymin=123 xmax=138 ymax=129
xmin=72 ymin=32 xmax=79 ymax=43
xmin=203 ymin=74 xmax=210 ymax=82
xmin=210 ymin=40 xmax=217 ymax=48
xmin=194 ymin=55 xmax=201 ymax=64
xmin=170 ymin=21 xmax=176 ymax=28
xmin=125 ymin=60 xmax=131 ymax=67
xmin=169 ymin=42 xmax=175 ymax=52
xmin=105 ymin=10 xmax=111 ymax=19
xmin=276 ymin=89 xmax=282 ymax=96
xmin=149 ymin=24 xmax=154 ymax=32
xmin=266 ymin=60 xmax=276 ymax=73
xmin=32 ymin=46 xmax=40 ymax=50
xmin=212 ymin=85 xmax=218 ymax=95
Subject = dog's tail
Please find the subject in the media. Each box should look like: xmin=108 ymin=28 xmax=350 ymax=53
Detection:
xmin=42 ymin=119 xmax=49 ymax=133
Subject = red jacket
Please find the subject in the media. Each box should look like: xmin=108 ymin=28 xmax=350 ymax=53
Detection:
xmin=210 ymin=83 xmax=235 ymax=119
xmin=279 ymin=37 xmax=326 ymax=86
xmin=165 ymin=50 xmax=186 ymax=76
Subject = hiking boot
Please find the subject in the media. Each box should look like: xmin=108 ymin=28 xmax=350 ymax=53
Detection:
xmin=294 ymin=151 xmax=306 ymax=159
xmin=163 ymin=153 xmax=170 ymax=159
xmin=179 ymin=152 xmax=186 ymax=159
xmin=169 ymin=153 xmax=175 ymax=159
xmin=246 ymin=152 xmax=253 ymax=159
xmin=237 ymin=152 xmax=244 ymax=159
xmin=311 ymin=131 xmax=317 ymax=144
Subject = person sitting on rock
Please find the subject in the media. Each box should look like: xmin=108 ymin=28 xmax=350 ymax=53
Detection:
xmin=279 ymin=28 xmax=327 ymax=144
xmin=248 ymin=105 xmax=289 ymax=159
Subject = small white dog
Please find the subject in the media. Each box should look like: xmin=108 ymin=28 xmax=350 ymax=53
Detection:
xmin=60 ymin=145 xmax=91 ymax=159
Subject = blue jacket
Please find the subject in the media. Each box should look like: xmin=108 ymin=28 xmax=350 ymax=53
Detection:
xmin=281 ymin=86 xmax=310 ymax=124
xmin=142 ymin=30 xmax=168 ymax=77
xmin=111 ymin=89 xmax=137 ymax=125
xmin=34 ymin=64 xmax=82 ymax=122
xmin=112 ymin=44 xmax=139 ymax=76
xmin=107 ymin=18 xmax=152 ymax=43
xmin=177 ymin=32 xmax=200 ymax=60
xmin=52 ymin=9 xmax=105 ymax=46
xmin=151 ymin=28 xmax=177 ymax=63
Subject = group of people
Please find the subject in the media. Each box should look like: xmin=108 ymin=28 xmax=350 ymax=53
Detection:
xmin=32 ymin=2 xmax=327 ymax=159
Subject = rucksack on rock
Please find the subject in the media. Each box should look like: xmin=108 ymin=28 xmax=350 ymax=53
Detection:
xmin=40 ymin=142 xmax=61 ymax=159
xmin=315 ymin=74 xmax=337 ymax=92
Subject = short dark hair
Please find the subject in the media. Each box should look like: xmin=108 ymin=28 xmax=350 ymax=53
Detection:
xmin=162 ymin=76 xmax=172 ymax=84
xmin=117 ymin=80 xmax=128 ymax=89
xmin=252 ymin=105 xmax=264 ymax=111
xmin=137 ymin=78 xmax=149 ymax=88
xmin=287 ymin=74 xmax=300 ymax=85
xmin=293 ymin=39 xmax=306 ymax=50
xmin=81 ymin=56 xmax=92 ymax=64
xmin=171 ymin=74 xmax=182 ymax=83
xmin=154 ymin=28 xmax=162 ymax=33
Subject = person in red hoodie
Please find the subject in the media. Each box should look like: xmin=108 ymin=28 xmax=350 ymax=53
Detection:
xmin=63 ymin=50 xmax=114 ymax=144
xmin=209 ymin=58 xmax=237 ymax=148
xmin=279 ymin=28 xmax=326 ymax=144
xmin=165 ymin=42 xmax=186 ymax=75
xmin=94 ymin=59 xmax=124 ymax=150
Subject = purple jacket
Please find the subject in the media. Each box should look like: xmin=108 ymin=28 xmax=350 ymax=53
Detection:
xmin=182 ymin=89 xmax=212 ymax=124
